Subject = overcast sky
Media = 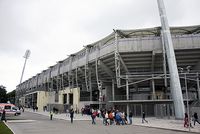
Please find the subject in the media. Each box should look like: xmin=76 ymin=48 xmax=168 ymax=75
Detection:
xmin=0 ymin=0 xmax=200 ymax=92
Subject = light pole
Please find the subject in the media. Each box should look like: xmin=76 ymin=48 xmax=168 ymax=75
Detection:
xmin=17 ymin=50 xmax=31 ymax=106
xmin=186 ymin=66 xmax=191 ymax=131
xmin=180 ymin=66 xmax=191 ymax=132
xmin=157 ymin=0 xmax=185 ymax=119
xmin=20 ymin=50 xmax=31 ymax=84
xmin=98 ymin=81 xmax=102 ymax=109
xmin=184 ymin=72 xmax=191 ymax=131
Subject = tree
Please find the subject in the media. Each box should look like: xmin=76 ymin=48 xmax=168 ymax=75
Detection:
xmin=6 ymin=90 xmax=15 ymax=104
xmin=0 ymin=85 xmax=7 ymax=103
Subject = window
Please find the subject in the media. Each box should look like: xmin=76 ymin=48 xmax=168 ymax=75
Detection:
xmin=4 ymin=105 xmax=11 ymax=110
xmin=12 ymin=107 xmax=18 ymax=111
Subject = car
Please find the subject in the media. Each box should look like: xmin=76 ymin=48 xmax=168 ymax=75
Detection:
xmin=0 ymin=103 xmax=21 ymax=116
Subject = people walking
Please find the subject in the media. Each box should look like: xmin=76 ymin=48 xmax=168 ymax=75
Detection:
xmin=108 ymin=111 xmax=114 ymax=125
xmin=121 ymin=112 xmax=125 ymax=125
xmin=142 ymin=111 xmax=148 ymax=123
xmin=105 ymin=111 xmax=109 ymax=125
xmin=193 ymin=112 xmax=200 ymax=126
xmin=1 ymin=109 xmax=7 ymax=122
xmin=129 ymin=111 xmax=133 ymax=125
xmin=70 ymin=108 xmax=74 ymax=123
xmin=101 ymin=111 xmax=106 ymax=125
xmin=50 ymin=111 xmax=53 ymax=120
xmin=184 ymin=113 xmax=189 ymax=128
xmin=115 ymin=111 xmax=121 ymax=125
xmin=91 ymin=110 xmax=97 ymax=125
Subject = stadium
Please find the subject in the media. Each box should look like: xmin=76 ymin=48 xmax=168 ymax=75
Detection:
xmin=16 ymin=25 xmax=200 ymax=118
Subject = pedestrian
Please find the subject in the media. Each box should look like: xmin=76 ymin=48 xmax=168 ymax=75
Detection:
xmin=101 ymin=111 xmax=106 ymax=125
xmin=121 ymin=112 xmax=125 ymax=125
xmin=22 ymin=106 xmax=24 ymax=112
xmin=193 ymin=112 xmax=200 ymax=126
xmin=115 ymin=111 xmax=121 ymax=125
xmin=108 ymin=111 xmax=114 ymax=125
xmin=124 ymin=112 xmax=128 ymax=124
xmin=91 ymin=110 xmax=97 ymax=125
xmin=81 ymin=107 xmax=84 ymax=116
xmin=50 ymin=111 xmax=53 ymax=120
xmin=105 ymin=111 xmax=109 ymax=125
xmin=1 ymin=109 xmax=7 ymax=122
xmin=70 ymin=108 xmax=74 ymax=123
xmin=184 ymin=113 xmax=189 ymax=128
xmin=129 ymin=111 xmax=133 ymax=125
xmin=142 ymin=111 xmax=148 ymax=123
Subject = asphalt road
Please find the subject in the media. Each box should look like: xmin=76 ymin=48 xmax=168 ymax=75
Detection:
xmin=6 ymin=112 xmax=193 ymax=134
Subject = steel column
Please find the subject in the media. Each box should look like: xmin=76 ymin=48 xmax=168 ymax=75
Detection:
xmin=197 ymin=73 xmax=200 ymax=100
xmin=75 ymin=68 xmax=78 ymax=88
xmin=89 ymin=69 xmax=92 ymax=101
xmin=161 ymin=31 xmax=168 ymax=88
xmin=85 ymin=47 xmax=90 ymax=91
xmin=112 ymin=79 xmax=115 ymax=101
xmin=95 ymin=45 xmax=102 ymax=108
xmin=157 ymin=0 xmax=185 ymax=119
xmin=126 ymin=75 xmax=130 ymax=115
xmin=152 ymin=74 xmax=156 ymax=100
xmin=114 ymin=32 xmax=121 ymax=87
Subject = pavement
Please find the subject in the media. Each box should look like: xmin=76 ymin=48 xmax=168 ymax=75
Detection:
xmin=22 ymin=109 xmax=200 ymax=133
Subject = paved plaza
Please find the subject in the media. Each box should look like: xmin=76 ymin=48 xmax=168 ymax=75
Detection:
xmin=4 ymin=110 xmax=200 ymax=134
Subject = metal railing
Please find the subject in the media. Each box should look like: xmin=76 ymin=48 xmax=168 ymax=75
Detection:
xmin=112 ymin=93 xmax=196 ymax=101
xmin=80 ymin=93 xmax=197 ymax=102
xmin=80 ymin=97 xmax=98 ymax=101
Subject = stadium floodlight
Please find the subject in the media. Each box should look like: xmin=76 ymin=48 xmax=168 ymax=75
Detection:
xmin=20 ymin=50 xmax=31 ymax=84
xmin=16 ymin=50 xmax=31 ymax=106
xmin=157 ymin=0 xmax=185 ymax=119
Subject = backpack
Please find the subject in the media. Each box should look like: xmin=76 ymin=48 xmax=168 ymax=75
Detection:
xmin=108 ymin=113 xmax=113 ymax=119
xmin=92 ymin=112 xmax=97 ymax=118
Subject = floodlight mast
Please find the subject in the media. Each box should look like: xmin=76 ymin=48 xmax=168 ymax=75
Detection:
xmin=19 ymin=50 xmax=31 ymax=84
xmin=157 ymin=0 xmax=185 ymax=119
xmin=16 ymin=50 xmax=31 ymax=106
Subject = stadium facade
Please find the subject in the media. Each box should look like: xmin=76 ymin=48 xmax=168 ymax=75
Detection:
xmin=16 ymin=25 xmax=200 ymax=118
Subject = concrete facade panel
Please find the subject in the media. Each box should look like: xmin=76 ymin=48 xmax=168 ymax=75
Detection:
xmin=118 ymin=38 xmax=162 ymax=52
xmin=37 ymin=91 xmax=49 ymax=111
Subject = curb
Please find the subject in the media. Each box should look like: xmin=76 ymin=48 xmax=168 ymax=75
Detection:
xmin=4 ymin=121 xmax=16 ymax=134
xmin=133 ymin=124 xmax=199 ymax=134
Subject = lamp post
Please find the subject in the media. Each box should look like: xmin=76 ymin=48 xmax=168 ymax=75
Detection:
xmin=180 ymin=66 xmax=191 ymax=132
xmin=17 ymin=50 xmax=31 ymax=106
xmin=98 ymin=81 xmax=102 ymax=109
xmin=20 ymin=50 xmax=31 ymax=84
xmin=184 ymin=72 xmax=191 ymax=132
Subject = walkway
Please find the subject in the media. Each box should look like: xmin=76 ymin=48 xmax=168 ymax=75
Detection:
xmin=24 ymin=109 xmax=200 ymax=133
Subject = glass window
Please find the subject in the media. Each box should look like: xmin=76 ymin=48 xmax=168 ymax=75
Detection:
xmin=4 ymin=105 xmax=11 ymax=109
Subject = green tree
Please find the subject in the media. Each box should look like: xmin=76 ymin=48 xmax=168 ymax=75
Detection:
xmin=6 ymin=90 xmax=15 ymax=104
xmin=0 ymin=85 xmax=7 ymax=103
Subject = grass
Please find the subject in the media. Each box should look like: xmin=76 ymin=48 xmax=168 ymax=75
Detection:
xmin=0 ymin=121 xmax=13 ymax=134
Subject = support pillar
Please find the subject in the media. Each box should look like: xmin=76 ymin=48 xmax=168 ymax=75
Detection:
xmin=112 ymin=79 xmax=115 ymax=101
xmin=152 ymin=75 xmax=156 ymax=100
xmin=67 ymin=93 xmax=69 ymax=104
xmin=126 ymin=75 xmax=129 ymax=115
xmin=89 ymin=70 xmax=92 ymax=101
xmin=197 ymin=73 xmax=200 ymax=100
xmin=167 ymin=104 xmax=170 ymax=119
xmin=155 ymin=104 xmax=158 ymax=117
xmin=157 ymin=0 xmax=185 ymax=119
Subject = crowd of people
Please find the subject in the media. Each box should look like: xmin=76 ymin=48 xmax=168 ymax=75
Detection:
xmin=81 ymin=108 xmax=144 ymax=125
xmin=184 ymin=112 xmax=200 ymax=128
xmin=82 ymin=107 xmax=199 ymax=129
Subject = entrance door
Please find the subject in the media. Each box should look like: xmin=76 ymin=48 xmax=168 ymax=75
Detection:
xmin=69 ymin=94 xmax=73 ymax=105
xmin=63 ymin=94 xmax=67 ymax=104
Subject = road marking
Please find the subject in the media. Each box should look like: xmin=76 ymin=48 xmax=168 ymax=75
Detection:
xmin=7 ymin=120 xmax=35 ymax=123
